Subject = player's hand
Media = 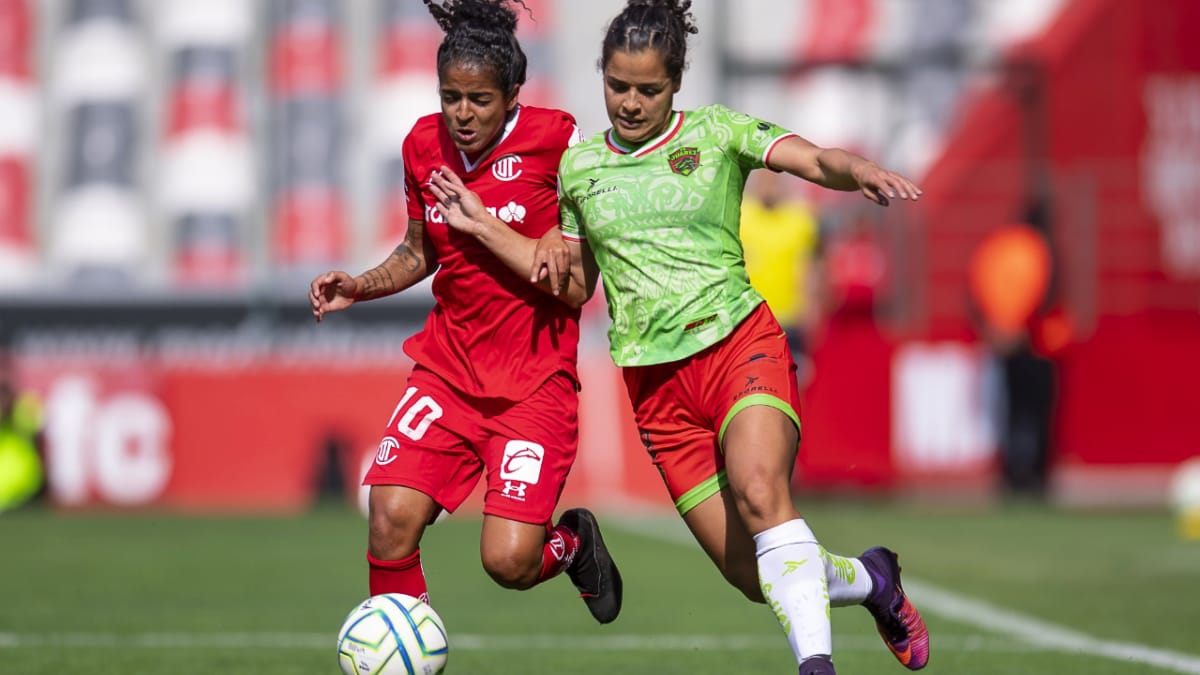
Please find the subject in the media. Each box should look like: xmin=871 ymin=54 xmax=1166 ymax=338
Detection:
xmin=532 ymin=229 xmax=570 ymax=295
xmin=429 ymin=166 xmax=487 ymax=236
xmin=852 ymin=161 xmax=922 ymax=207
xmin=309 ymin=270 xmax=357 ymax=322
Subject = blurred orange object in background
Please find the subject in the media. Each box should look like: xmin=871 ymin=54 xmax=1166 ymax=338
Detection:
xmin=969 ymin=225 xmax=1052 ymax=338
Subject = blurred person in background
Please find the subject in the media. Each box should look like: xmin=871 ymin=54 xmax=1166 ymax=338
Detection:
xmin=0 ymin=359 xmax=44 ymax=512
xmin=740 ymin=170 xmax=821 ymax=388
xmin=968 ymin=224 xmax=1058 ymax=499
xmin=309 ymin=0 xmax=621 ymax=625
xmin=822 ymin=210 xmax=890 ymax=323
xmin=430 ymin=1 xmax=929 ymax=673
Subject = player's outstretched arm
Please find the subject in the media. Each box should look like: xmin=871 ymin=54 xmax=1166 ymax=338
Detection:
xmin=309 ymin=218 xmax=436 ymax=322
xmin=429 ymin=166 xmax=574 ymax=299
xmin=766 ymin=135 xmax=923 ymax=207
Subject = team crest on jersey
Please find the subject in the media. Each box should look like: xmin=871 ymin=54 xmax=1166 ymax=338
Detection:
xmin=492 ymin=154 xmax=523 ymax=181
xmin=668 ymin=147 xmax=701 ymax=176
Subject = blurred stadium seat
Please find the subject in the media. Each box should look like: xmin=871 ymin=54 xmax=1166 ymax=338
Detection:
xmin=159 ymin=0 xmax=254 ymax=286
xmin=0 ymin=0 xmax=37 ymax=289
xmin=49 ymin=1 xmax=148 ymax=282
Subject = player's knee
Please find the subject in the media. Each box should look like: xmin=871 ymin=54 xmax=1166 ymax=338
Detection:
xmin=480 ymin=546 xmax=541 ymax=590
xmin=367 ymin=501 xmax=423 ymax=560
xmin=731 ymin=478 xmax=790 ymax=526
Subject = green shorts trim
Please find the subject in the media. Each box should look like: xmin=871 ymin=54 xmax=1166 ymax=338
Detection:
xmin=672 ymin=395 xmax=800 ymax=517
xmin=675 ymin=470 xmax=728 ymax=516
xmin=717 ymin=393 xmax=801 ymax=446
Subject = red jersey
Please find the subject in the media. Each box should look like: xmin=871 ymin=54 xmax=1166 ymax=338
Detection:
xmin=401 ymin=105 xmax=582 ymax=401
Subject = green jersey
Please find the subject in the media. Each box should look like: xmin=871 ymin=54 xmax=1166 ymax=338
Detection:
xmin=559 ymin=104 xmax=796 ymax=366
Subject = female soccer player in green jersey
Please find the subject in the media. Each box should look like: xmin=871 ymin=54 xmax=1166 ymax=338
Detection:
xmin=430 ymin=1 xmax=930 ymax=673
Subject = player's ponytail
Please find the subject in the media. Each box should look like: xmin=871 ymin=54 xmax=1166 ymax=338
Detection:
xmin=600 ymin=0 xmax=698 ymax=82
xmin=422 ymin=0 xmax=530 ymax=95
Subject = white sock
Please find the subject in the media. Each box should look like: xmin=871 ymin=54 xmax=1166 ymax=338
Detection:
xmin=754 ymin=519 xmax=832 ymax=663
xmin=821 ymin=547 xmax=873 ymax=607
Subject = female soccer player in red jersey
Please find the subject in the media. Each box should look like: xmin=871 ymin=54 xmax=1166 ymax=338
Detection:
xmin=309 ymin=0 xmax=620 ymax=625
xmin=431 ymin=1 xmax=928 ymax=672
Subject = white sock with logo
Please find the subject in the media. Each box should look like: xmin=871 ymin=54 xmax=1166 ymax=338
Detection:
xmin=822 ymin=547 xmax=873 ymax=606
xmin=754 ymin=519 xmax=832 ymax=663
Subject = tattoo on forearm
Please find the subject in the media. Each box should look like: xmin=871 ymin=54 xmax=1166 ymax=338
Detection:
xmin=358 ymin=266 xmax=396 ymax=300
xmin=356 ymin=243 xmax=425 ymax=301
xmin=393 ymin=244 xmax=422 ymax=274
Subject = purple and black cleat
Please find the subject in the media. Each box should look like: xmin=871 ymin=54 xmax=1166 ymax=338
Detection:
xmin=861 ymin=546 xmax=930 ymax=670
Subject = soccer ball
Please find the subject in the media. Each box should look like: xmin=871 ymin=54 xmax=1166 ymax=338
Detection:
xmin=337 ymin=594 xmax=449 ymax=675
xmin=1170 ymin=457 xmax=1200 ymax=540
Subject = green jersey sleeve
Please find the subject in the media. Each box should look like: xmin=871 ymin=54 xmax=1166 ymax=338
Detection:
xmin=558 ymin=177 xmax=583 ymax=240
xmin=557 ymin=143 xmax=595 ymax=241
xmin=705 ymin=104 xmax=795 ymax=171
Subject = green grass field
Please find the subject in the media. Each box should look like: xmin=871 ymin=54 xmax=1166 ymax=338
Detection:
xmin=2 ymin=500 xmax=1198 ymax=675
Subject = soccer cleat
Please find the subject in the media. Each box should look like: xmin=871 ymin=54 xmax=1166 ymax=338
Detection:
xmin=558 ymin=507 xmax=623 ymax=624
xmin=799 ymin=655 xmax=837 ymax=675
xmin=860 ymin=547 xmax=930 ymax=670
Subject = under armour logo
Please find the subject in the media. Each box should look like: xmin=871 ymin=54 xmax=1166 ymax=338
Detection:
xmin=745 ymin=375 xmax=760 ymax=387
xmin=502 ymin=481 xmax=527 ymax=499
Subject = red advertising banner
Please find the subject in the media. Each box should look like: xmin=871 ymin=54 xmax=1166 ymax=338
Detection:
xmin=16 ymin=345 xmax=666 ymax=513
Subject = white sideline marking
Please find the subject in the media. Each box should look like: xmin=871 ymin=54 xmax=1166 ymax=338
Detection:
xmin=904 ymin=580 xmax=1200 ymax=675
xmin=612 ymin=517 xmax=1200 ymax=675
xmin=0 ymin=632 xmax=1039 ymax=652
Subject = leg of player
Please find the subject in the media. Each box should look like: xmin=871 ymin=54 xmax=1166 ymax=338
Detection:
xmin=822 ymin=547 xmax=872 ymax=606
xmin=680 ymin=495 xmax=875 ymax=607
xmin=682 ymin=490 xmax=766 ymax=602
xmin=479 ymin=515 xmax=569 ymax=588
xmin=683 ymin=494 xmax=836 ymax=675
xmin=801 ymin=505 xmax=931 ymax=666
xmin=682 ymin=498 xmax=912 ymax=611
xmin=479 ymin=510 xmax=622 ymax=624
xmin=367 ymin=485 xmax=439 ymax=603
xmin=684 ymin=482 xmax=930 ymax=670
xmin=722 ymin=404 xmax=835 ymax=675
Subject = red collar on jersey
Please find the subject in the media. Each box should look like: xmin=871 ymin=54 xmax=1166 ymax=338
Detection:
xmin=605 ymin=111 xmax=684 ymax=157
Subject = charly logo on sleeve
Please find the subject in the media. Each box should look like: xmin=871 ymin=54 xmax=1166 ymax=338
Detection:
xmin=578 ymin=176 xmax=619 ymax=203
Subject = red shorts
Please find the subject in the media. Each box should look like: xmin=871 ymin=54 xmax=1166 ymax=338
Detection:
xmin=364 ymin=364 xmax=579 ymax=525
xmin=621 ymin=302 xmax=802 ymax=515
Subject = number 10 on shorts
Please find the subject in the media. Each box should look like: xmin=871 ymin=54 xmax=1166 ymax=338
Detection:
xmin=387 ymin=386 xmax=444 ymax=441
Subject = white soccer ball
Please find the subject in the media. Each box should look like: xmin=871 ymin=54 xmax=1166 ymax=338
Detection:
xmin=1169 ymin=457 xmax=1200 ymax=512
xmin=337 ymin=594 xmax=449 ymax=675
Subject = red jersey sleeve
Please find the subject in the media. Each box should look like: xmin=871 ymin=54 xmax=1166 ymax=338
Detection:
xmin=404 ymin=145 xmax=424 ymax=224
